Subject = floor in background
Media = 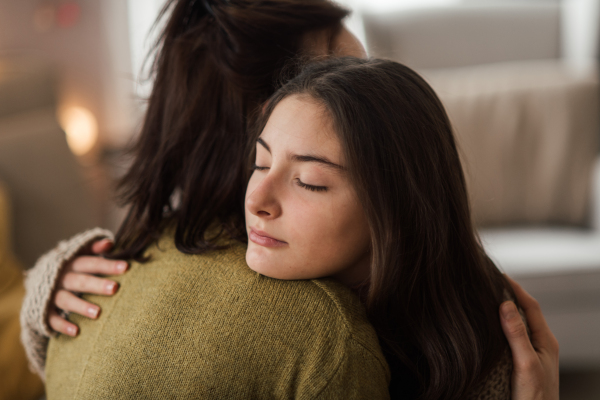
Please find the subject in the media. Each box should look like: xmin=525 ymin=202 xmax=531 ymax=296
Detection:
xmin=560 ymin=369 xmax=600 ymax=399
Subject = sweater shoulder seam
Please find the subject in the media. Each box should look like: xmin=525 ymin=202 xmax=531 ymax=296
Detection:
xmin=307 ymin=280 xmax=389 ymax=372
xmin=312 ymin=334 xmax=390 ymax=398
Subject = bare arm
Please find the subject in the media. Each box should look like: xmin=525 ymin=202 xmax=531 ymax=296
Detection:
xmin=501 ymin=275 xmax=559 ymax=400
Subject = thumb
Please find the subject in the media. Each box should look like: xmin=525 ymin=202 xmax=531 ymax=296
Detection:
xmin=500 ymin=301 xmax=537 ymax=371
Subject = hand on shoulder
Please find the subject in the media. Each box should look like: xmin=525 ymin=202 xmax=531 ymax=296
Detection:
xmin=500 ymin=275 xmax=559 ymax=400
xmin=49 ymin=239 xmax=128 ymax=336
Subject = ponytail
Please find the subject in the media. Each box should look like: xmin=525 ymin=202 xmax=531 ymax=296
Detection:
xmin=112 ymin=0 xmax=349 ymax=260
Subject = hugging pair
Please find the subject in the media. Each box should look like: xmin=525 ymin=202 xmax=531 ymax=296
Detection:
xmin=25 ymin=57 xmax=553 ymax=399
xmin=21 ymin=0 xmax=558 ymax=398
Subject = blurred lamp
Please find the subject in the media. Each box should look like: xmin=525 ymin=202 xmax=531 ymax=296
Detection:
xmin=59 ymin=106 xmax=98 ymax=156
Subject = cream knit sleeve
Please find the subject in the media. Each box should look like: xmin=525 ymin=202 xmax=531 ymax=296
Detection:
xmin=19 ymin=227 xmax=114 ymax=380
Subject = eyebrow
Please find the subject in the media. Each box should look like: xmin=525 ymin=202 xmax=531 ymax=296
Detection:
xmin=290 ymin=154 xmax=345 ymax=171
xmin=256 ymin=137 xmax=345 ymax=171
xmin=257 ymin=137 xmax=270 ymax=153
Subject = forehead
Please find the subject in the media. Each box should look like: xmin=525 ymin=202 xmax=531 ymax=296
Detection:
xmin=260 ymin=96 xmax=341 ymax=158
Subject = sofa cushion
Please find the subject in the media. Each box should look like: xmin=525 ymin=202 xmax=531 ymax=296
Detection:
xmin=421 ymin=60 xmax=599 ymax=227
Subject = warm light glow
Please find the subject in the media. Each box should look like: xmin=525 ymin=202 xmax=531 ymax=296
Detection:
xmin=59 ymin=107 xmax=98 ymax=156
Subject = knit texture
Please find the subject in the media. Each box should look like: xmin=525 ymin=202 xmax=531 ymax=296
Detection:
xmin=22 ymin=228 xmax=516 ymax=398
xmin=20 ymin=228 xmax=114 ymax=379
xmin=464 ymin=289 xmax=526 ymax=400
xmin=467 ymin=347 xmax=512 ymax=400
xmin=44 ymin=232 xmax=391 ymax=399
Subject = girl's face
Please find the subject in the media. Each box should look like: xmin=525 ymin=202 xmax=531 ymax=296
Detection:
xmin=245 ymin=95 xmax=371 ymax=287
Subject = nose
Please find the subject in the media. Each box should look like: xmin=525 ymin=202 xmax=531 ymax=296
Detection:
xmin=246 ymin=174 xmax=282 ymax=219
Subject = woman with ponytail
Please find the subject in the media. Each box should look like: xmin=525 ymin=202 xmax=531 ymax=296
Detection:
xmin=20 ymin=0 xmax=558 ymax=398
xmin=24 ymin=2 xmax=389 ymax=398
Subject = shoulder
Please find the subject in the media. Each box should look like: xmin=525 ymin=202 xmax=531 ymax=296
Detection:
xmin=250 ymin=277 xmax=391 ymax=398
xmin=146 ymin=234 xmax=391 ymax=396
xmin=47 ymin=232 xmax=390 ymax=398
xmin=309 ymin=279 xmax=389 ymax=367
xmin=148 ymin=234 xmax=369 ymax=345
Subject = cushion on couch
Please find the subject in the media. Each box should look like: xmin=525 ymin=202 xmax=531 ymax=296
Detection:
xmin=421 ymin=60 xmax=599 ymax=227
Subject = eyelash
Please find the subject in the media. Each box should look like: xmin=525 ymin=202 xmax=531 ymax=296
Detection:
xmin=252 ymin=164 xmax=268 ymax=171
xmin=296 ymin=179 xmax=328 ymax=192
xmin=251 ymin=164 xmax=328 ymax=192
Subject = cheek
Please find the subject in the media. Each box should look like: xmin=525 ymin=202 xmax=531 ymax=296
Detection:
xmin=290 ymin=193 xmax=370 ymax=269
xmin=327 ymin=196 xmax=370 ymax=254
xmin=245 ymin=185 xmax=371 ymax=281
xmin=287 ymin=195 xmax=337 ymax=242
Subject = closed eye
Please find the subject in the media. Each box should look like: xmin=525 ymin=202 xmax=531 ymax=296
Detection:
xmin=296 ymin=178 xmax=328 ymax=192
xmin=252 ymin=164 xmax=269 ymax=171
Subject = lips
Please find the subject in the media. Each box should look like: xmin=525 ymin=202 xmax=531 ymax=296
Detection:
xmin=249 ymin=228 xmax=287 ymax=248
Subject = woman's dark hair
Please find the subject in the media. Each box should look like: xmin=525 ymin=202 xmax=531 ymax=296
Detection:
xmin=253 ymin=57 xmax=513 ymax=399
xmin=114 ymin=0 xmax=349 ymax=260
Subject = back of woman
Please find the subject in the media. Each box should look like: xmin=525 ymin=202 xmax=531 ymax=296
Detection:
xmin=20 ymin=0 xmax=359 ymax=380
xmin=45 ymin=232 xmax=390 ymax=399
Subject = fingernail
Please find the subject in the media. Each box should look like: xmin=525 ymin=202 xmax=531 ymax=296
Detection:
xmin=501 ymin=302 xmax=517 ymax=320
xmin=67 ymin=326 xmax=78 ymax=336
xmin=105 ymin=282 xmax=117 ymax=294
xmin=116 ymin=262 xmax=128 ymax=273
xmin=88 ymin=307 xmax=100 ymax=318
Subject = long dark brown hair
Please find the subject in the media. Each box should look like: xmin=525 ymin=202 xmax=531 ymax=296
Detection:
xmin=113 ymin=0 xmax=349 ymax=260
xmin=253 ymin=57 xmax=513 ymax=400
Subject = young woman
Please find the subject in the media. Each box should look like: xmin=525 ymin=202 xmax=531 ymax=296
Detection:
xmin=244 ymin=56 xmax=516 ymax=399
xmin=21 ymin=0 xmax=559 ymax=398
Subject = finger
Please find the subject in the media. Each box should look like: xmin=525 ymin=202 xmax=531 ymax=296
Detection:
xmin=506 ymin=275 xmax=553 ymax=346
xmin=500 ymin=301 xmax=539 ymax=371
xmin=48 ymin=308 xmax=79 ymax=337
xmin=59 ymin=272 xmax=119 ymax=295
xmin=54 ymin=289 xmax=101 ymax=320
xmin=68 ymin=255 xmax=128 ymax=276
xmin=91 ymin=238 xmax=114 ymax=254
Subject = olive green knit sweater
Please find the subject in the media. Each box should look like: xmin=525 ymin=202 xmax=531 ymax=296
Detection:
xmin=45 ymin=233 xmax=390 ymax=399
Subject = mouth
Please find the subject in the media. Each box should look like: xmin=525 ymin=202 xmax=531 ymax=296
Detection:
xmin=249 ymin=228 xmax=288 ymax=248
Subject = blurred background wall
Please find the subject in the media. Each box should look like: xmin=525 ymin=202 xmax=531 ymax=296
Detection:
xmin=0 ymin=0 xmax=599 ymax=398
xmin=0 ymin=0 xmax=135 ymax=148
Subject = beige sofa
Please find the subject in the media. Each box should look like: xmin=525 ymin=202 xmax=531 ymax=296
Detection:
xmin=363 ymin=1 xmax=600 ymax=368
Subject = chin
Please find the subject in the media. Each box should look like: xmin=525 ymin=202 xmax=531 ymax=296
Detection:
xmin=246 ymin=249 xmax=278 ymax=278
xmin=245 ymin=248 xmax=298 ymax=280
